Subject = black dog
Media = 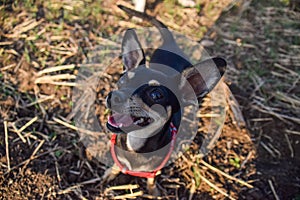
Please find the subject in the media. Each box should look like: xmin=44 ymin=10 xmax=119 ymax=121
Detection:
xmin=103 ymin=5 xmax=226 ymax=195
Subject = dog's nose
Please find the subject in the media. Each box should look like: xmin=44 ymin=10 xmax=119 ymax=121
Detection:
xmin=106 ymin=91 xmax=126 ymax=108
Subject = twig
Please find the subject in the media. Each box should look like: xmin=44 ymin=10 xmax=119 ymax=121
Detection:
xmin=197 ymin=113 xmax=221 ymax=117
xmin=200 ymin=160 xmax=253 ymax=188
xmin=288 ymin=76 xmax=300 ymax=93
xmin=268 ymin=180 xmax=280 ymax=200
xmin=25 ymin=95 xmax=55 ymax=107
xmin=37 ymin=64 xmax=76 ymax=76
xmin=266 ymin=142 xmax=281 ymax=158
xmin=240 ymin=151 xmax=253 ymax=169
xmin=285 ymin=129 xmax=300 ymax=136
xmin=162 ymin=184 xmax=181 ymax=189
xmin=52 ymin=117 xmax=106 ymax=137
xmin=250 ymin=118 xmax=273 ymax=122
xmin=274 ymin=63 xmax=300 ymax=77
xmin=52 ymin=177 xmax=103 ymax=196
xmin=260 ymin=141 xmax=277 ymax=158
xmin=1 ymin=63 xmax=16 ymax=71
xmin=4 ymin=19 xmax=43 ymax=38
xmin=48 ymin=81 xmax=78 ymax=87
xmin=78 ymin=177 xmax=102 ymax=185
xmin=199 ymin=173 xmax=236 ymax=200
xmin=35 ymin=74 xmax=76 ymax=84
xmin=73 ymin=190 xmax=88 ymax=200
xmin=223 ymin=38 xmax=256 ymax=48
xmin=105 ymin=184 xmax=139 ymax=192
xmin=252 ymin=103 xmax=300 ymax=124
xmin=104 ymin=184 xmax=144 ymax=199
xmin=142 ymin=194 xmax=164 ymax=199
xmin=11 ymin=116 xmax=39 ymax=142
xmin=4 ymin=121 xmax=10 ymax=172
xmin=18 ymin=116 xmax=38 ymax=133
xmin=5 ymin=146 xmax=62 ymax=174
xmin=274 ymin=91 xmax=300 ymax=107
xmin=10 ymin=123 xmax=27 ymax=143
xmin=114 ymin=191 xmax=143 ymax=199
xmin=284 ymin=134 xmax=294 ymax=158
xmin=5 ymin=49 xmax=20 ymax=56
xmin=57 ymin=185 xmax=81 ymax=195
xmin=52 ymin=117 xmax=78 ymax=131
xmin=189 ymin=179 xmax=196 ymax=200
xmin=0 ymin=41 xmax=14 ymax=46
xmin=22 ymin=140 xmax=45 ymax=170
xmin=50 ymin=151 xmax=62 ymax=182
xmin=249 ymin=75 xmax=265 ymax=99
xmin=84 ymin=160 xmax=102 ymax=176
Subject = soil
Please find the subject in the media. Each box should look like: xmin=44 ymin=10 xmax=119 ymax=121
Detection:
xmin=0 ymin=0 xmax=299 ymax=199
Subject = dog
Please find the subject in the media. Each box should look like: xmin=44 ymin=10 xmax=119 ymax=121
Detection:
xmin=102 ymin=5 xmax=226 ymax=196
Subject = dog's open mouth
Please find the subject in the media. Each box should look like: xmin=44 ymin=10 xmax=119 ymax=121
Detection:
xmin=107 ymin=112 xmax=153 ymax=133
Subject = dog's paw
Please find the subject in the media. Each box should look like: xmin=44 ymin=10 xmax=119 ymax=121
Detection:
xmin=147 ymin=177 xmax=161 ymax=197
xmin=148 ymin=185 xmax=161 ymax=197
xmin=101 ymin=165 xmax=120 ymax=184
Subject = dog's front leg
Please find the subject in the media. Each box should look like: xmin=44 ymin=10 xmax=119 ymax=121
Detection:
xmin=102 ymin=164 xmax=120 ymax=183
xmin=147 ymin=177 xmax=160 ymax=196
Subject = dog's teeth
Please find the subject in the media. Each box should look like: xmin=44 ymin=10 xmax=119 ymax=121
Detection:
xmin=134 ymin=118 xmax=144 ymax=125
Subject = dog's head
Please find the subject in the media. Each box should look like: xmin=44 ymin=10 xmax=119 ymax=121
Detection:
xmin=106 ymin=29 xmax=226 ymax=138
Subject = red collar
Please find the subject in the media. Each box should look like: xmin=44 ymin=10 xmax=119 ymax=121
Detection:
xmin=110 ymin=122 xmax=177 ymax=178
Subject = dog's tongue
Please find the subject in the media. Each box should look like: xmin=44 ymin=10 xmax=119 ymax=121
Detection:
xmin=108 ymin=113 xmax=133 ymax=128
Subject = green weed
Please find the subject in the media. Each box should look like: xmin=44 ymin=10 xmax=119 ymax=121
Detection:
xmin=229 ymin=157 xmax=240 ymax=168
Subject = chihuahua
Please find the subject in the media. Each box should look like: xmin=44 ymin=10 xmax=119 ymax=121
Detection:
xmin=103 ymin=5 xmax=226 ymax=196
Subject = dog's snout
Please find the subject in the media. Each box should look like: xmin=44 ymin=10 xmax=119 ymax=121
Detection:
xmin=112 ymin=93 xmax=122 ymax=104
xmin=106 ymin=91 xmax=127 ymax=108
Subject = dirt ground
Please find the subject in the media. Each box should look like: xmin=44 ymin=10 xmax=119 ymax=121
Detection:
xmin=0 ymin=0 xmax=299 ymax=199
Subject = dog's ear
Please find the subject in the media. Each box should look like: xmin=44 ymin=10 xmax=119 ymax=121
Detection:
xmin=181 ymin=57 xmax=226 ymax=98
xmin=122 ymin=29 xmax=146 ymax=71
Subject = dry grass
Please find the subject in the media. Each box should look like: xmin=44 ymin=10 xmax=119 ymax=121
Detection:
xmin=0 ymin=0 xmax=299 ymax=199
xmin=206 ymin=0 xmax=300 ymax=199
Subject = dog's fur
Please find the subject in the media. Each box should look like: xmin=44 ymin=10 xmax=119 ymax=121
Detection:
xmin=103 ymin=5 xmax=226 ymax=195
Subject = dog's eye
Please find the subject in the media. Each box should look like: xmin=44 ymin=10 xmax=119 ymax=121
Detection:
xmin=150 ymin=89 xmax=163 ymax=100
